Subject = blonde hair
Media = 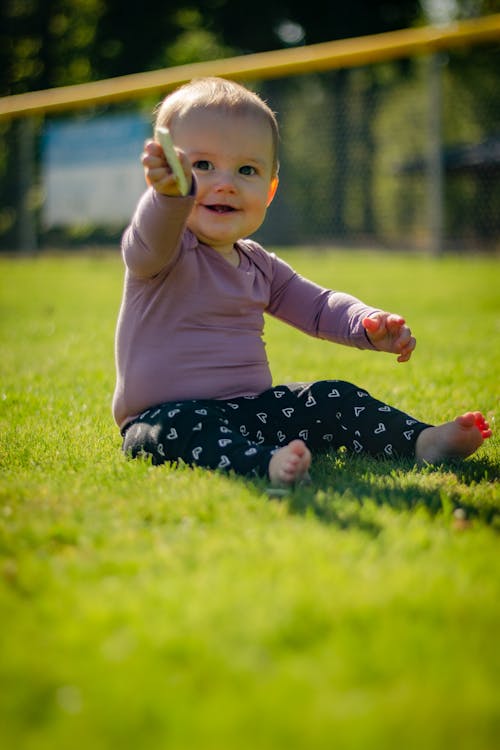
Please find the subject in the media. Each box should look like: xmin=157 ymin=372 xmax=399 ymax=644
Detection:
xmin=155 ymin=77 xmax=280 ymax=176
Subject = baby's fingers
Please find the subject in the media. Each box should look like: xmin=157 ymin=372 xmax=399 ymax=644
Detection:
xmin=396 ymin=333 xmax=416 ymax=362
xmin=142 ymin=139 xmax=164 ymax=160
xmin=362 ymin=314 xmax=391 ymax=342
xmin=396 ymin=346 xmax=414 ymax=363
xmin=362 ymin=316 xmax=381 ymax=335
xmin=385 ymin=314 xmax=406 ymax=333
xmin=141 ymin=139 xmax=191 ymax=195
xmin=141 ymin=142 xmax=166 ymax=174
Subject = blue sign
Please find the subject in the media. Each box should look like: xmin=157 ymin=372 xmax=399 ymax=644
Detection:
xmin=42 ymin=113 xmax=151 ymax=166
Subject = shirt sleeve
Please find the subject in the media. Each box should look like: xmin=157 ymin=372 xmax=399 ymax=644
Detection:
xmin=121 ymin=186 xmax=195 ymax=279
xmin=265 ymin=252 xmax=380 ymax=350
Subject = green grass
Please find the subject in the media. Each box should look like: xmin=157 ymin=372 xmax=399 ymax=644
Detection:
xmin=0 ymin=249 xmax=499 ymax=750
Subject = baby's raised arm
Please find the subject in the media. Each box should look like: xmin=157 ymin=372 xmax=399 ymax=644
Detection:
xmin=121 ymin=130 xmax=196 ymax=278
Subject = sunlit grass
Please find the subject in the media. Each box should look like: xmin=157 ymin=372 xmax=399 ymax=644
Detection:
xmin=0 ymin=249 xmax=499 ymax=750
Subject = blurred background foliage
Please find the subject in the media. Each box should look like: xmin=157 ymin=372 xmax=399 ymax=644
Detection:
xmin=0 ymin=0 xmax=422 ymax=93
xmin=0 ymin=0 xmax=498 ymax=250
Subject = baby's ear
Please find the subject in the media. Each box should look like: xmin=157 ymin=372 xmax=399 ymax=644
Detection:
xmin=267 ymin=176 xmax=279 ymax=206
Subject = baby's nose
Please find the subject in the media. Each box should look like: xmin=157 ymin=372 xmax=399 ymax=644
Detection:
xmin=214 ymin=171 xmax=236 ymax=191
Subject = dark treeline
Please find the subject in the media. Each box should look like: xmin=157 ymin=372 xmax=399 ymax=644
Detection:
xmin=0 ymin=1 xmax=498 ymax=250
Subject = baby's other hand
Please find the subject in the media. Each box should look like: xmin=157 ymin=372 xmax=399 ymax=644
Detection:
xmin=141 ymin=140 xmax=192 ymax=196
xmin=363 ymin=313 xmax=416 ymax=363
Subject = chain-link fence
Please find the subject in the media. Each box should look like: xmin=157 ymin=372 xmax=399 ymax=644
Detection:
xmin=0 ymin=41 xmax=498 ymax=252
xmin=255 ymin=45 xmax=499 ymax=251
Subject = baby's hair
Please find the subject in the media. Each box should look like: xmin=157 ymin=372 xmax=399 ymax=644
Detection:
xmin=155 ymin=77 xmax=280 ymax=176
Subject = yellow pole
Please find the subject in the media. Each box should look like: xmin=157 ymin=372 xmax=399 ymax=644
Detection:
xmin=1 ymin=14 xmax=499 ymax=119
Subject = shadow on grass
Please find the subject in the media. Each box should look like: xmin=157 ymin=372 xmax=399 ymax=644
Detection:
xmin=254 ymin=450 xmax=500 ymax=534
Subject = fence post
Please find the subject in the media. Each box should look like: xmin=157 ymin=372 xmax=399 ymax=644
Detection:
xmin=17 ymin=117 xmax=38 ymax=253
xmin=427 ymin=52 xmax=444 ymax=256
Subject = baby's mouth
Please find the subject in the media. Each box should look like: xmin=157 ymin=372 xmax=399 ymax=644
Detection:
xmin=205 ymin=204 xmax=236 ymax=213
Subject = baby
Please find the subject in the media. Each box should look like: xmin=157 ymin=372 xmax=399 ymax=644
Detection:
xmin=113 ymin=77 xmax=491 ymax=485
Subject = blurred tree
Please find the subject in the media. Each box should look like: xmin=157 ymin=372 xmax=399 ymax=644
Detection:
xmin=1 ymin=0 xmax=497 ymax=98
xmin=0 ymin=0 xmax=497 ymax=249
xmin=421 ymin=0 xmax=500 ymax=24
xmin=0 ymin=0 xmax=105 ymax=96
xmin=202 ymin=0 xmax=421 ymax=52
xmin=94 ymin=3 xmax=233 ymax=78
xmin=90 ymin=0 xmax=423 ymax=85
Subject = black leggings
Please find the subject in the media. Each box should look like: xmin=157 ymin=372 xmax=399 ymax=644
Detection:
xmin=122 ymin=380 xmax=431 ymax=478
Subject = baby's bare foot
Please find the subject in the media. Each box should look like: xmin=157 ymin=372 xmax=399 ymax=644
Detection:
xmin=415 ymin=411 xmax=491 ymax=463
xmin=268 ymin=439 xmax=312 ymax=486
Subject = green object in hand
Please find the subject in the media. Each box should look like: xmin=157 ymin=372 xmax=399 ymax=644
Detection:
xmin=154 ymin=126 xmax=189 ymax=196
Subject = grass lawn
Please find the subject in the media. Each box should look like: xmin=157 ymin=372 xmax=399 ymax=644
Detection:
xmin=0 ymin=248 xmax=499 ymax=750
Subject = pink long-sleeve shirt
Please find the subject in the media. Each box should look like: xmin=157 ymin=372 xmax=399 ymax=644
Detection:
xmin=113 ymin=188 xmax=379 ymax=428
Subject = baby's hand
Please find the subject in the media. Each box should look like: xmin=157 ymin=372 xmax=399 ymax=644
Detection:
xmin=141 ymin=139 xmax=192 ymax=196
xmin=363 ymin=313 xmax=416 ymax=363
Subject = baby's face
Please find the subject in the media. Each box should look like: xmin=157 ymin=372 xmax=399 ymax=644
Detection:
xmin=170 ymin=108 xmax=278 ymax=255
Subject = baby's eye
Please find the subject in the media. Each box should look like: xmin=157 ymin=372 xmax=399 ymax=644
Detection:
xmin=239 ymin=165 xmax=257 ymax=176
xmin=193 ymin=160 xmax=213 ymax=171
